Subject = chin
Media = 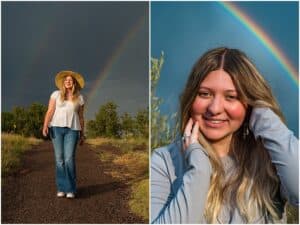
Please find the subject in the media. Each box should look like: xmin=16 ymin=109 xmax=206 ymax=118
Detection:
xmin=201 ymin=130 xmax=232 ymax=142
xmin=204 ymin=135 xmax=227 ymax=142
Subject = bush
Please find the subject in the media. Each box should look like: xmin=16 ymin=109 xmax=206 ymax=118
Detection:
xmin=1 ymin=103 xmax=47 ymax=139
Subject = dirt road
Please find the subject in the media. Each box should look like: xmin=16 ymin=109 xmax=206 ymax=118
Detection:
xmin=2 ymin=141 xmax=146 ymax=223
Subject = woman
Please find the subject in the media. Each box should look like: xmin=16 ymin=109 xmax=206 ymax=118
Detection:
xmin=43 ymin=70 xmax=85 ymax=199
xmin=151 ymin=47 xmax=298 ymax=223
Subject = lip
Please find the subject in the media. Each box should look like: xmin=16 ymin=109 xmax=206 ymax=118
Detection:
xmin=203 ymin=117 xmax=228 ymax=128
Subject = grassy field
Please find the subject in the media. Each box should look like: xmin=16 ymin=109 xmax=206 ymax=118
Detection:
xmin=2 ymin=133 xmax=42 ymax=176
xmin=86 ymin=137 xmax=149 ymax=221
xmin=286 ymin=203 xmax=299 ymax=224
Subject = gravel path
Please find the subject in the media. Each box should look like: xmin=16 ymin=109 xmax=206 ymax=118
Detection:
xmin=2 ymin=141 xmax=146 ymax=223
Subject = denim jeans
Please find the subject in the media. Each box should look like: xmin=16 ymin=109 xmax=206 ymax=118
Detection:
xmin=50 ymin=126 xmax=79 ymax=193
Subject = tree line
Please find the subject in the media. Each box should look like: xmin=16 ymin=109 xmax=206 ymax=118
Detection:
xmin=2 ymin=103 xmax=47 ymax=139
xmin=2 ymin=102 xmax=148 ymax=139
xmin=86 ymin=101 xmax=148 ymax=138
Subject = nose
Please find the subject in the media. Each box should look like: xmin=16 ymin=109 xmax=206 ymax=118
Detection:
xmin=207 ymin=95 xmax=223 ymax=115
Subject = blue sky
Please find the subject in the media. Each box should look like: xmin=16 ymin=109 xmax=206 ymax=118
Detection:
xmin=151 ymin=1 xmax=298 ymax=136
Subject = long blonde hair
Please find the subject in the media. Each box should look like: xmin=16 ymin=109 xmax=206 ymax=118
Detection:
xmin=59 ymin=75 xmax=81 ymax=103
xmin=180 ymin=47 xmax=284 ymax=223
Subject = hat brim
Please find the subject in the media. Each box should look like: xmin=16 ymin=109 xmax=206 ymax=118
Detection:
xmin=55 ymin=71 xmax=85 ymax=89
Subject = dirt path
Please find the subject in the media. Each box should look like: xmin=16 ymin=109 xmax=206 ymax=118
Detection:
xmin=2 ymin=141 xmax=146 ymax=223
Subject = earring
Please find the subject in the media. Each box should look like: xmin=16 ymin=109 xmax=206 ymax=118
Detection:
xmin=243 ymin=123 xmax=249 ymax=139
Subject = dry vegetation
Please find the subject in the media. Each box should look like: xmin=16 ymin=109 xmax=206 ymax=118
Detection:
xmin=2 ymin=133 xmax=42 ymax=176
xmin=86 ymin=137 xmax=149 ymax=220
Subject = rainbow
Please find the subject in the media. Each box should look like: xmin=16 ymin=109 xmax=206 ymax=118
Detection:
xmin=86 ymin=15 xmax=146 ymax=113
xmin=219 ymin=2 xmax=298 ymax=86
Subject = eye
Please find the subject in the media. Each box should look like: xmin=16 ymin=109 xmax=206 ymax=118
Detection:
xmin=225 ymin=95 xmax=238 ymax=100
xmin=198 ymin=91 xmax=211 ymax=98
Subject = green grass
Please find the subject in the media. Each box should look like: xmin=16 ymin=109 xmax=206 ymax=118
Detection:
xmin=86 ymin=136 xmax=148 ymax=153
xmin=129 ymin=179 xmax=149 ymax=221
xmin=2 ymin=133 xmax=41 ymax=176
xmin=286 ymin=203 xmax=299 ymax=224
xmin=86 ymin=137 xmax=149 ymax=221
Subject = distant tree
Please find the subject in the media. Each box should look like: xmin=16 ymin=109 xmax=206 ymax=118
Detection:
xmin=88 ymin=101 xmax=121 ymax=138
xmin=151 ymin=53 xmax=177 ymax=149
xmin=2 ymin=112 xmax=14 ymax=133
xmin=86 ymin=102 xmax=149 ymax=139
xmin=135 ymin=109 xmax=149 ymax=138
xmin=11 ymin=106 xmax=27 ymax=135
xmin=2 ymin=103 xmax=47 ymax=138
xmin=25 ymin=103 xmax=47 ymax=138
xmin=120 ymin=112 xmax=135 ymax=138
xmin=86 ymin=120 xmax=98 ymax=138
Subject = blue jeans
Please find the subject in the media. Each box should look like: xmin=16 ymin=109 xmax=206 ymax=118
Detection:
xmin=50 ymin=127 xmax=79 ymax=193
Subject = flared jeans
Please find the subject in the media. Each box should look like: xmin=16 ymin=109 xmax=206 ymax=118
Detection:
xmin=50 ymin=126 xmax=79 ymax=193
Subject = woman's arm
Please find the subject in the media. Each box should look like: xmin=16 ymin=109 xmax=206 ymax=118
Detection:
xmin=78 ymin=104 xmax=84 ymax=131
xmin=151 ymin=142 xmax=211 ymax=224
xmin=78 ymin=104 xmax=85 ymax=144
xmin=249 ymin=107 xmax=299 ymax=206
xmin=42 ymin=98 xmax=56 ymax=137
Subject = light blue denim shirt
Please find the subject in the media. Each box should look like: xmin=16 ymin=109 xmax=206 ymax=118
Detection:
xmin=151 ymin=108 xmax=299 ymax=223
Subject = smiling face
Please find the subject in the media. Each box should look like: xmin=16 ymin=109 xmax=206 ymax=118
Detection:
xmin=63 ymin=75 xmax=74 ymax=89
xmin=191 ymin=69 xmax=247 ymax=145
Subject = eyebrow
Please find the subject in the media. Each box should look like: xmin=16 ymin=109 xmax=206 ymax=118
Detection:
xmin=199 ymin=86 xmax=237 ymax=92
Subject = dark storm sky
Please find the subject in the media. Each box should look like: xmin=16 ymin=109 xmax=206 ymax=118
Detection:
xmin=2 ymin=2 xmax=149 ymax=119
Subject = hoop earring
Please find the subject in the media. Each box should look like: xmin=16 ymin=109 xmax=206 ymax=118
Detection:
xmin=243 ymin=123 xmax=249 ymax=139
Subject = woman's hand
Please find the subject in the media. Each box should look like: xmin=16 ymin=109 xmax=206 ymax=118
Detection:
xmin=183 ymin=118 xmax=199 ymax=150
xmin=42 ymin=126 xmax=48 ymax=137
xmin=79 ymin=132 xmax=85 ymax=145
xmin=42 ymin=97 xmax=56 ymax=138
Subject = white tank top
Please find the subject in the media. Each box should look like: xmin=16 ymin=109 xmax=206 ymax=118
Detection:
xmin=49 ymin=90 xmax=84 ymax=130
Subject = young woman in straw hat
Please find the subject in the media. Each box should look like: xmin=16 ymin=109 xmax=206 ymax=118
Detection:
xmin=151 ymin=47 xmax=298 ymax=223
xmin=43 ymin=70 xmax=85 ymax=199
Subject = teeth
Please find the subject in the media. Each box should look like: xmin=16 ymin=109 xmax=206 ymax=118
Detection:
xmin=209 ymin=120 xmax=223 ymax=124
xmin=205 ymin=119 xmax=226 ymax=124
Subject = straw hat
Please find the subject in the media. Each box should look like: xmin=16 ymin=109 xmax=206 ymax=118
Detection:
xmin=55 ymin=70 xmax=85 ymax=89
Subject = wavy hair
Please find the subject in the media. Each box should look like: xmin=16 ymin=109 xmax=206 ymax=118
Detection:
xmin=59 ymin=75 xmax=81 ymax=103
xmin=179 ymin=47 xmax=284 ymax=223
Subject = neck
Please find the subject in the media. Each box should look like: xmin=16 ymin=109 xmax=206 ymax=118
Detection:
xmin=210 ymin=135 xmax=232 ymax=157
